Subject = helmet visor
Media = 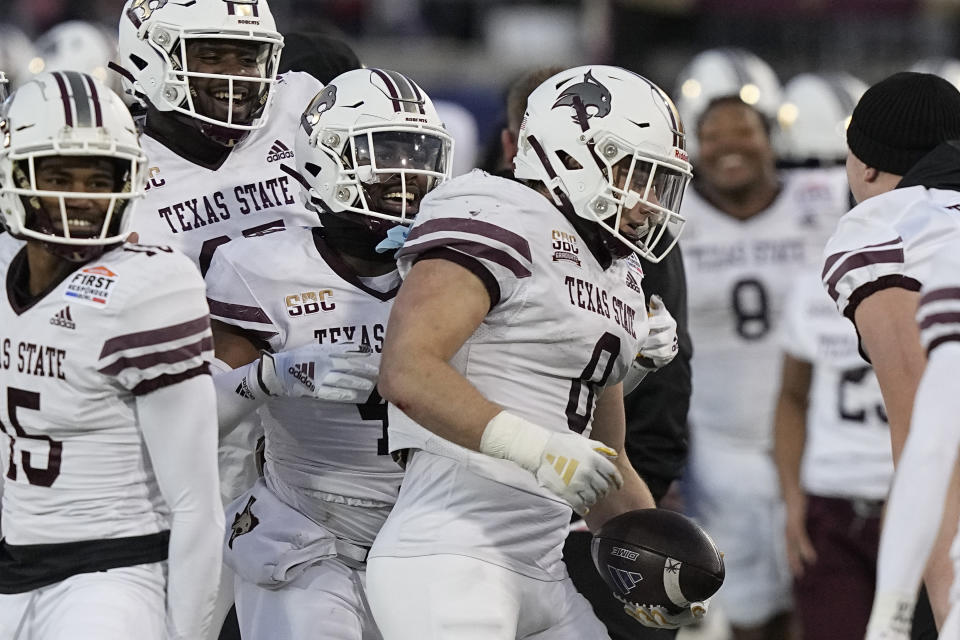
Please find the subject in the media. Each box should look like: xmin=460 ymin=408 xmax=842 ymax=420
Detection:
xmin=353 ymin=130 xmax=450 ymax=174
xmin=602 ymin=153 xmax=692 ymax=262
xmin=338 ymin=128 xmax=453 ymax=224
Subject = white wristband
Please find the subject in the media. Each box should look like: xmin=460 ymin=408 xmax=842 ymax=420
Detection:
xmin=867 ymin=591 xmax=915 ymax=638
xmin=479 ymin=411 xmax=550 ymax=473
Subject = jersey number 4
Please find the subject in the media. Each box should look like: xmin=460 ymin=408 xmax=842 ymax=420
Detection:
xmin=0 ymin=387 xmax=62 ymax=487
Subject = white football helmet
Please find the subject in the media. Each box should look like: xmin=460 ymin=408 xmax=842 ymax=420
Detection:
xmin=0 ymin=24 xmax=36 ymax=88
xmin=675 ymin=48 xmax=782 ymax=157
xmin=295 ymin=68 xmax=453 ymax=226
xmin=513 ymin=65 xmax=692 ymax=262
xmin=117 ymin=0 xmax=283 ymax=143
xmin=29 ymin=21 xmax=119 ymax=91
xmin=776 ymin=72 xmax=867 ymax=165
xmin=0 ymin=71 xmax=147 ymax=261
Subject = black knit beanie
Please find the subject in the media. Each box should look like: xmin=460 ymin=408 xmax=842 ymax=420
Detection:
xmin=846 ymin=71 xmax=960 ymax=175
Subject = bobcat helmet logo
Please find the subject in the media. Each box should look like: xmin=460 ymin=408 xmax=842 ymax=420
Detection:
xmin=127 ymin=0 xmax=168 ymax=22
xmin=553 ymin=70 xmax=612 ymax=122
xmin=302 ymin=85 xmax=338 ymax=135
xmin=228 ymin=495 xmax=260 ymax=549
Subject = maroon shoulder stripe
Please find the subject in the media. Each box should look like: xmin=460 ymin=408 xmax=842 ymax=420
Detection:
xmin=52 ymin=72 xmax=74 ymax=127
xmin=100 ymin=316 xmax=210 ymax=359
xmin=131 ymin=363 xmax=211 ymax=396
xmin=207 ymin=298 xmax=272 ymax=324
xmin=920 ymin=287 xmax=960 ymax=308
xmin=919 ymin=311 xmax=960 ymax=331
xmin=822 ymin=237 xmax=903 ymax=281
xmin=825 ymin=247 xmax=905 ymax=302
xmin=927 ymin=333 xmax=960 ymax=355
xmin=406 ymin=218 xmax=532 ymax=262
xmin=399 ymin=237 xmax=532 ymax=279
xmin=99 ymin=336 xmax=213 ymax=376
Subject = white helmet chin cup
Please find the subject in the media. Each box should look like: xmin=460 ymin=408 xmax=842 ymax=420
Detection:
xmin=513 ymin=65 xmax=693 ymax=262
xmin=0 ymin=71 xmax=147 ymax=254
xmin=117 ymin=0 xmax=283 ymax=137
xmin=294 ymin=68 xmax=454 ymax=226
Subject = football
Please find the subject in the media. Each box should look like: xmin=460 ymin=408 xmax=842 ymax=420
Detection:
xmin=590 ymin=509 xmax=724 ymax=613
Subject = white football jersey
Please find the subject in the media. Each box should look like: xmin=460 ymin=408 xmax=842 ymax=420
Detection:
xmin=682 ymin=166 xmax=850 ymax=450
xmin=822 ymin=185 xmax=960 ymax=326
xmin=0 ymin=232 xmax=23 ymax=267
xmin=917 ymin=243 xmax=960 ymax=356
xmin=0 ymin=244 xmax=212 ymax=546
xmin=782 ymin=271 xmax=892 ymax=500
xmin=205 ymin=227 xmax=403 ymax=546
xmin=374 ymin=170 xmax=648 ymax=580
xmin=125 ymin=72 xmax=322 ymax=274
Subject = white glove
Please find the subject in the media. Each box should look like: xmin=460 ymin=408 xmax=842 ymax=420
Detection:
xmin=623 ymin=295 xmax=678 ymax=394
xmin=258 ymin=342 xmax=378 ymax=402
xmin=623 ymin=600 xmax=709 ymax=630
xmin=479 ymin=411 xmax=623 ymax=515
xmin=865 ymin=592 xmax=915 ymax=640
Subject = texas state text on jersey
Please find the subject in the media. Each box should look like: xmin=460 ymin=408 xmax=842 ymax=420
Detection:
xmin=126 ymin=72 xmax=323 ymax=274
xmin=205 ymin=227 xmax=403 ymax=545
xmin=0 ymin=244 xmax=212 ymax=557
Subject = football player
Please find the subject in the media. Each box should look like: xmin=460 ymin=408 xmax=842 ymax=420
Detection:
xmin=114 ymin=2 xmax=324 ymax=633
xmin=772 ymin=270 xmax=891 ymax=640
xmin=115 ymin=0 xmax=321 ymax=273
xmin=866 ymin=245 xmax=960 ymax=640
xmin=205 ymin=67 xmax=453 ymax=639
xmin=366 ymin=65 xmax=697 ymax=639
xmin=679 ymin=94 xmax=851 ymax=640
xmin=821 ymin=71 xmax=960 ymax=633
xmin=0 ymin=72 xmax=222 ymax=640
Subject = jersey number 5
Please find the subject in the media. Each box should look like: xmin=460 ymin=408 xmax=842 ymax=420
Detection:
xmin=0 ymin=387 xmax=62 ymax=487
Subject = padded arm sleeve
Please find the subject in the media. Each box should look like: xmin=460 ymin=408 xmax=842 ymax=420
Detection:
xmin=874 ymin=343 xmax=960 ymax=601
xmin=137 ymin=375 xmax=224 ymax=640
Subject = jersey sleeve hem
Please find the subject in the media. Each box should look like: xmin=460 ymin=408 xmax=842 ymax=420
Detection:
xmin=843 ymin=274 xmax=922 ymax=323
xmin=415 ymin=247 xmax=501 ymax=309
xmin=131 ymin=363 xmax=211 ymax=396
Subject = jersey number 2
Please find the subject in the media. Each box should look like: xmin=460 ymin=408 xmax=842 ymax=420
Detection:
xmin=0 ymin=387 xmax=62 ymax=487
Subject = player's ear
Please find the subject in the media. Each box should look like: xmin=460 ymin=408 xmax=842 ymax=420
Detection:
xmin=862 ymin=165 xmax=881 ymax=184
xmin=501 ymin=128 xmax=518 ymax=169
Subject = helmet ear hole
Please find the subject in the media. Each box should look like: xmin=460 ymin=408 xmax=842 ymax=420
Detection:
xmin=555 ymin=150 xmax=582 ymax=170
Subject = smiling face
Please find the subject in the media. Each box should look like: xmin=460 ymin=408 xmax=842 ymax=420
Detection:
xmin=696 ymin=100 xmax=776 ymax=197
xmin=350 ymin=131 xmax=447 ymax=218
xmin=32 ymin=156 xmax=118 ymax=239
xmin=184 ymin=39 xmax=270 ymax=126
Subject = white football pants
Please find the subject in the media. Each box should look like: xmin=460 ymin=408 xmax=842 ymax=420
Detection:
xmin=366 ymin=554 xmax=610 ymax=640
xmin=235 ymin=556 xmax=381 ymax=639
xmin=0 ymin=563 xmax=165 ymax=640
